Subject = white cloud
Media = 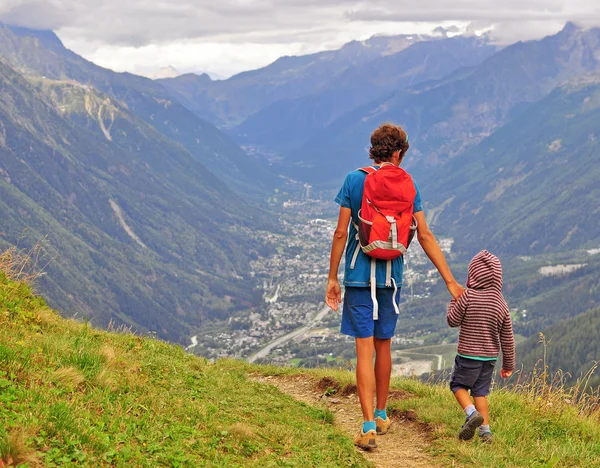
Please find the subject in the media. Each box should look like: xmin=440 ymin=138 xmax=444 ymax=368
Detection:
xmin=1 ymin=0 xmax=599 ymax=77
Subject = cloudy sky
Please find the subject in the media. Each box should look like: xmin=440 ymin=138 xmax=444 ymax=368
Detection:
xmin=1 ymin=0 xmax=598 ymax=78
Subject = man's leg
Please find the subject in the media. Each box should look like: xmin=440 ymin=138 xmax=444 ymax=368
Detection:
xmin=374 ymin=337 xmax=392 ymax=411
xmin=355 ymin=337 xmax=375 ymax=421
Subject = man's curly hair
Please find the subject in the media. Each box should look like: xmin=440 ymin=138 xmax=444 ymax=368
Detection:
xmin=369 ymin=123 xmax=410 ymax=162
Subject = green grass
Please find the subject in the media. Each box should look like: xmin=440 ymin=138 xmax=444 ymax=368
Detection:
xmin=385 ymin=378 xmax=600 ymax=467
xmin=0 ymin=272 xmax=366 ymax=467
xmin=251 ymin=364 xmax=600 ymax=467
xmin=2 ymin=270 xmax=600 ymax=467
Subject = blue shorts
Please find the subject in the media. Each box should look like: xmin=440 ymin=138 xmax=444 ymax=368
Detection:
xmin=449 ymin=355 xmax=496 ymax=397
xmin=341 ymin=287 xmax=401 ymax=339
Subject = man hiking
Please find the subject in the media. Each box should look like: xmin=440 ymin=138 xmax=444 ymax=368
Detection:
xmin=325 ymin=122 xmax=464 ymax=450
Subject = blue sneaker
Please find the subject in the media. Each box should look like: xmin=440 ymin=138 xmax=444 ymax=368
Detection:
xmin=479 ymin=431 xmax=493 ymax=444
xmin=458 ymin=410 xmax=484 ymax=440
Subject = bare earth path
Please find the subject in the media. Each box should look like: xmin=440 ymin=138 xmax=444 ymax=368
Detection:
xmin=254 ymin=374 xmax=439 ymax=467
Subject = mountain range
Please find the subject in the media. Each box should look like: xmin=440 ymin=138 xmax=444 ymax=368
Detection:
xmin=0 ymin=24 xmax=275 ymax=196
xmin=232 ymin=35 xmax=498 ymax=152
xmin=148 ymin=65 xmax=180 ymax=80
xmin=159 ymin=32 xmax=440 ymax=127
xmin=280 ymin=23 xmax=600 ymax=185
xmin=1 ymin=19 xmax=600 ymax=374
xmin=424 ymin=73 xmax=600 ymax=256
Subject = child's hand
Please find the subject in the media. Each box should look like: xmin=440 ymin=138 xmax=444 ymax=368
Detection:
xmin=500 ymin=369 xmax=513 ymax=379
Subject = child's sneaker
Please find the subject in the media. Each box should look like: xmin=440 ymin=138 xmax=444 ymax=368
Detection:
xmin=353 ymin=430 xmax=377 ymax=450
xmin=375 ymin=416 xmax=391 ymax=435
xmin=479 ymin=431 xmax=493 ymax=444
xmin=458 ymin=410 xmax=484 ymax=440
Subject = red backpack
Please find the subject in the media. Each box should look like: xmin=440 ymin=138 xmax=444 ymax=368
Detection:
xmin=349 ymin=163 xmax=418 ymax=320
xmin=356 ymin=163 xmax=417 ymax=259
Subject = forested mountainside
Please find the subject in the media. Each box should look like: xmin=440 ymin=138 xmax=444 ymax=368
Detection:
xmin=518 ymin=306 xmax=600 ymax=388
xmin=424 ymin=73 xmax=600 ymax=257
xmin=0 ymin=58 xmax=274 ymax=343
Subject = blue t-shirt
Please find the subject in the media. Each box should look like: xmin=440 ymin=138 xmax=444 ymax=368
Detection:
xmin=334 ymin=167 xmax=423 ymax=288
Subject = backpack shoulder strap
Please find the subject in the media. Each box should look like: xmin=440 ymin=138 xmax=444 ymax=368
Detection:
xmin=356 ymin=166 xmax=377 ymax=175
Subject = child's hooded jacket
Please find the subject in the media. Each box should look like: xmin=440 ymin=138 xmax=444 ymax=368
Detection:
xmin=447 ymin=250 xmax=515 ymax=371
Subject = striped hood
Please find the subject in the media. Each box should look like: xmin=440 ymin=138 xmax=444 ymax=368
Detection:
xmin=466 ymin=250 xmax=503 ymax=290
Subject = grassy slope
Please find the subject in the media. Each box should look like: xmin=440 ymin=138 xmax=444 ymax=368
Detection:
xmin=389 ymin=380 xmax=600 ymax=467
xmin=1 ymin=273 xmax=599 ymax=467
xmin=262 ymin=365 xmax=600 ymax=468
xmin=0 ymin=274 xmax=363 ymax=467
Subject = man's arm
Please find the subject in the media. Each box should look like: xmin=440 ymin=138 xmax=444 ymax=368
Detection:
xmin=413 ymin=211 xmax=464 ymax=299
xmin=325 ymin=207 xmax=351 ymax=311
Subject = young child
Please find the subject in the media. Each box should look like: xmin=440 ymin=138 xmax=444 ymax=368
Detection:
xmin=446 ymin=250 xmax=515 ymax=444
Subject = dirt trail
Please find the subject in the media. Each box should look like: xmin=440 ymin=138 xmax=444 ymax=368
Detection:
xmin=254 ymin=374 xmax=439 ymax=467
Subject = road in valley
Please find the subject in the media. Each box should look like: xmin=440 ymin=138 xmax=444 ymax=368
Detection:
xmin=247 ymin=305 xmax=331 ymax=363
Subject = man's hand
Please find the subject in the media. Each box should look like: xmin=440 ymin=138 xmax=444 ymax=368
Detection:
xmin=500 ymin=369 xmax=513 ymax=379
xmin=325 ymin=278 xmax=342 ymax=311
xmin=446 ymin=280 xmax=465 ymax=300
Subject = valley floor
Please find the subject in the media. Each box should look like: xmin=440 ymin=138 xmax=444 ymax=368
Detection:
xmin=194 ymin=195 xmax=454 ymax=374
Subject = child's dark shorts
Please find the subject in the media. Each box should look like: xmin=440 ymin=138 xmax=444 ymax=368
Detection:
xmin=449 ymin=355 xmax=496 ymax=397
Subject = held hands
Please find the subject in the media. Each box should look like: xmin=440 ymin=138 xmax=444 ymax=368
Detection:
xmin=500 ymin=369 xmax=513 ymax=379
xmin=446 ymin=280 xmax=466 ymax=300
xmin=325 ymin=278 xmax=342 ymax=311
